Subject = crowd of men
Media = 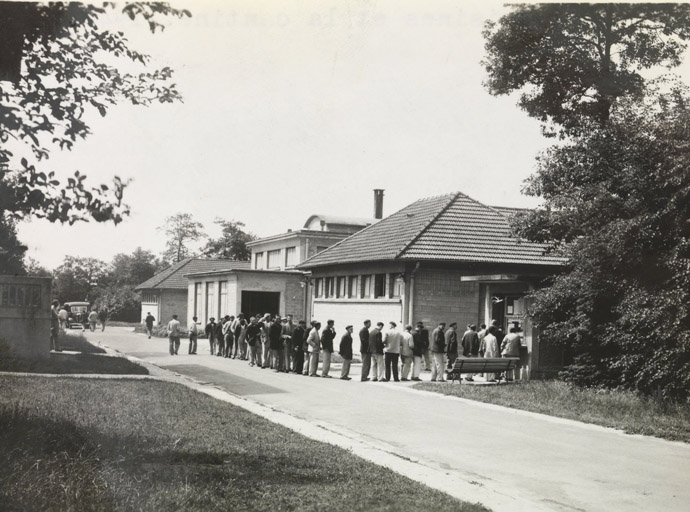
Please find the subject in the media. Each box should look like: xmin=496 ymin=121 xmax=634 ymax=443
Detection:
xmin=163 ymin=313 xmax=523 ymax=382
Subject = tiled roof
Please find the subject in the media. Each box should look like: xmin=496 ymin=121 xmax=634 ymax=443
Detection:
xmin=298 ymin=192 xmax=564 ymax=268
xmin=135 ymin=258 xmax=251 ymax=290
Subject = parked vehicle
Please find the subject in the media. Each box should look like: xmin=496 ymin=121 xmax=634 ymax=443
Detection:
xmin=64 ymin=301 xmax=90 ymax=329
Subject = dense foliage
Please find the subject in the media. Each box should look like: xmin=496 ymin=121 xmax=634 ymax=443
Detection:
xmin=485 ymin=4 xmax=690 ymax=401
xmin=202 ymin=218 xmax=256 ymax=261
xmin=483 ymin=3 xmax=690 ymax=136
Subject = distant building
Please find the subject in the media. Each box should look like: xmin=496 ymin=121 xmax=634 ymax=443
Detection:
xmin=135 ymin=258 xmax=250 ymax=326
xmin=298 ymin=191 xmax=566 ymax=378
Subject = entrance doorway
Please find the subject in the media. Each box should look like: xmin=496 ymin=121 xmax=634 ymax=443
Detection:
xmin=241 ymin=291 xmax=280 ymax=317
xmin=491 ymin=294 xmax=526 ymax=332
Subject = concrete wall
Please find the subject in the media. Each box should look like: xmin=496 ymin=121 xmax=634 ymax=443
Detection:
xmin=0 ymin=276 xmax=52 ymax=358
xmin=235 ymin=272 xmax=305 ymax=319
xmin=313 ymin=299 xmax=402 ymax=331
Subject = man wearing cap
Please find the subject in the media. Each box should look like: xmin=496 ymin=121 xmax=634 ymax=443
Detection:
xmin=339 ymin=325 xmax=354 ymax=380
xmin=430 ymin=321 xmax=447 ymax=382
xmin=205 ymin=317 xmax=217 ymax=355
xmin=359 ymin=320 xmax=372 ymax=381
xmin=445 ymin=323 xmax=459 ymax=370
xmin=383 ymin=321 xmax=402 ymax=382
xmin=320 ymin=319 xmax=336 ymax=378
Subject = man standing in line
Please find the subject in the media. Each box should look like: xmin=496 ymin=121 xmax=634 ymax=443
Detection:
xmin=292 ymin=320 xmax=307 ymax=374
xmin=269 ymin=316 xmax=284 ymax=372
xmin=282 ymin=314 xmax=295 ymax=372
xmin=417 ymin=321 xmax=431 ymax=371
xmin=260 ymin=314 xmax=272 ymax=369
xmin=445 ymin=322 xmax=459 ymax=370
xmin=205 ymin=317 xmax=217 ymax=355
xmin=501 ymin=326 xmax=522 ymax=381
xmin=97 ymin=308 xmax=108 ymax=332
xmin=461 ymin=324 xmax=479 ymax=381
xmin=400 ymin=324 xmax=414 ymax=381
xmin=430 ymin=321 xmax=447 ymax=382
xmin=188 ymin=316 xmax=199 ymax=355
xmin=307 ymin=321 xmax=322 ymax=377
xmin=383 ymin=321 xmax=401 ymax=382
xmin=339 ymin=325 xmax=354 ymax=380
xmin=368 ymin=322 xmax=385 ymax=382
xmin=222 ymin=315 xmax=235 ymax=358
xmin=359 ymin=319 xmax=372 ymax=381
xmin=320 ymin=319 xmax=336 ymax=378
xmin=167 ymin=314 xmax=181 ymax=355
xmin=145 ymin=312 xmax=155 ymax=339
xmin=411 ymin=323 xmax=424 ymax=381
xmin=245 ymin=316 xmax=261 ymax=367
xmin=303 ymin=321 xmax=314 ymax=376
xmin=214 ymin=317 xmax=226 ymax=357
xmin=50 ymin=300 xmax=61 ymax=352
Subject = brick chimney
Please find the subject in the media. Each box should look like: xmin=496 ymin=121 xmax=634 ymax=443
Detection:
xmin=373 ymin=189 xmax=384 ymax=219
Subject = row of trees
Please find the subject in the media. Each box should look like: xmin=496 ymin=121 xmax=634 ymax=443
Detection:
xmin=484 ymin=4 xmax=690 ymax=401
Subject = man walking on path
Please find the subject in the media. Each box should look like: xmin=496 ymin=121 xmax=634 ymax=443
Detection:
xmin=368 ymin=322 xmax=385 ymax=381
xmin=205 ymin=318 xmax=217 ymax=355
xmin=88 ymin=309 xmax=98 ymax=332
xmin=167 ymin=314 xmax=181 ymax=355
xmin=321 ymin=319 xmax=336 ymax=378
xmin=359 ymin=320 xmax=372 ymax=381
xmin=97 ymin=309 xmax=108 ymax=332
xmin=145 ymin=312 xmax=155 ymax=339
xmin=339 ymin=325 xmax=354 ymax=380
xmin=430 ymin=322 xmax=446 ymax=382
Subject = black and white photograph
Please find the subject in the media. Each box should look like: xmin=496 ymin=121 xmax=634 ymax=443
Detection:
xmin=1 ymin=1 xmax=689 ymax=511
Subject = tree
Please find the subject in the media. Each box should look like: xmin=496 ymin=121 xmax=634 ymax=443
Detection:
xmin=514 ymin=89 xmax=690 ymax=401
xmin=0 ymin=3 xmax=190 ymax=228
xmin=0 ymin=216 xmax=26 ymax=274
xmin=159 ymin=213 xmax=205 ymax=264
xmin=24 ymin=257 xmax=50 ymax=278
xmin=202 ymin=219 xmax=256 ymax=261
xmin=483 ymin=4 xmax=690 ymax=136
xmin=110 ymin=248 xmax=162 ymax=286
xmin=52 ymin=255 xmax=109 ymax=301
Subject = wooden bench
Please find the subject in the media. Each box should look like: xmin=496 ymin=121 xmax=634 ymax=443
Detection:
xmin=447 ymin=357 xmax=519 ymax=383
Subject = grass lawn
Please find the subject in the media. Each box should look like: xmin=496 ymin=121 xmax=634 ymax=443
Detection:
xmin=415 ymin=379 xmax=690 ymax=443
xmin=1 ymin=377 xmax=486 ymax=512
xmin=0 ymin=331 xmax=147 ymax=375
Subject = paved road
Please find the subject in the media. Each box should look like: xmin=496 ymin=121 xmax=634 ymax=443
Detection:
xmin=87 ymin=327 xmax=690 ymax=512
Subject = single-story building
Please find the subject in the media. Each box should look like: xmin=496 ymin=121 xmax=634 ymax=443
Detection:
xmin=184 ymin=268 xmax=306 ymax=327
xmin=298 ymin=191 xmax=566 ymax=377
xmin=135 ymin=258 xmax=250 ymax=326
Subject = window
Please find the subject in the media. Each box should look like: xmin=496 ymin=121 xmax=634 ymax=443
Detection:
xmin=390 ymin=273 xmax=403 ymax=298
xmin=374 ymin=274 xmax=386 ymax=298
xmin=267 ymin=249 xmax=281 ymax=269
xmin=348 ymin=276 xmax=358 ymax=298
xmin=285 ymin=246 xmax=297 ymax=267
xmin=254 ymin=252 xmax=264 ymax=269
xmin=142 ymin=293 xmax=159 ymax=304
xmin=314 ymin=278 xmax=323 ymax=298
xmin=361 ymin=275 xmax=372 ymax=298
xmin=205 ymin=282 xmax=215 ymax=320
xmin=325 ymin=277 xmax=335 ymax=298
xmin=219 ymin=281 xmax=228 ymax=316
xmin=0 ymin=284 xmax=41 ymax=308
xmin=337 ymin=277 xmax=346 ymax=298
xmin=194 ymin=283 xmax=202 ymax=317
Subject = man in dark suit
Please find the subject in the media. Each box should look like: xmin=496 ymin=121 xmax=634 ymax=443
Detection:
xmin=339 ymin=325 xmax=354 ymax=380
xmin=359 ymin=319 xmax=371 ymax=381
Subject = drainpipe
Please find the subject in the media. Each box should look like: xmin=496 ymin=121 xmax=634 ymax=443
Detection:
xmin=407 ymin=262 xmax=421 ymax=325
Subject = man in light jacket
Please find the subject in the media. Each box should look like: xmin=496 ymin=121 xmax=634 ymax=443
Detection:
xmin=307 ymin=321 xmax=322 ymax=377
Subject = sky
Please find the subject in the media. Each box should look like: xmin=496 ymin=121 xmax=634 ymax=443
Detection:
xmin=13 ymin=1 xmax=618 ymax=268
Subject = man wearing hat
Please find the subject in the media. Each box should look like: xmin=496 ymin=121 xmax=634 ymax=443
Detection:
xmin=445 ymin=322 xmax=459 ymax=370
xmin=430 ymin=321 xmax=447 ymax=382
xmin=339 ymin=325 xmax=354 ymax=380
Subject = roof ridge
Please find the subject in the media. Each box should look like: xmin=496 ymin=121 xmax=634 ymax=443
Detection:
xmin=395 ymin=192 xmax=460 ymax=259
